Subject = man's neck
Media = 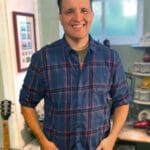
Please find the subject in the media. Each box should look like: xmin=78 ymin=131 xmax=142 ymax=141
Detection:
xmin=65 ymin=35 xmax=89 ymax=51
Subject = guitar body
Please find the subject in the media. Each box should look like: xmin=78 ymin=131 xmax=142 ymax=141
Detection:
xmin=0 ymin=100 xmax=11 ymax=150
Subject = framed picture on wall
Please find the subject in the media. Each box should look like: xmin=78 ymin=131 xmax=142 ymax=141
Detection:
xmin=13 ymin=11 xmax=37 ymax=72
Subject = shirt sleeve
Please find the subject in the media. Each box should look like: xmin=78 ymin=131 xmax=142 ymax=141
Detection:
xmin=110 ymin=51 xmax=132 ymax=110
xmin=19 ymin=51 xmax=46 ymax=108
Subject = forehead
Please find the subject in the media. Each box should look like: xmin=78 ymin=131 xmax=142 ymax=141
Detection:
xmin=61 ymin=0 xmax=91 ymax=9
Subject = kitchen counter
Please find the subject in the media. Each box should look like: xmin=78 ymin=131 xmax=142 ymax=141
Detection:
xmin=118 ymin=124 xmax=150 ymax=143
xmin=23 ymin=139 xmax=40 ymax=150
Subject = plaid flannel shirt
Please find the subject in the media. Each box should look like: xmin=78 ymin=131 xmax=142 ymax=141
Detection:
xmin=19 ymin=35 xmax=130 ymax=150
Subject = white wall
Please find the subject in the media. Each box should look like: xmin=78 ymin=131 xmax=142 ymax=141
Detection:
xmin=0 ymin=0 xmax=39 ymax=149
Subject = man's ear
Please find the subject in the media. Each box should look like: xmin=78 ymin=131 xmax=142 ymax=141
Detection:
xmin=59 ymin=15 xmax=63 ymax=25
xmin=91 ymin=11 xmax=94 ymax=20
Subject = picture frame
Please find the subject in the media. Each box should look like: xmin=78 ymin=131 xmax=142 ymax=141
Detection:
xmin=13 ymin=11 xmax=37 ymax=72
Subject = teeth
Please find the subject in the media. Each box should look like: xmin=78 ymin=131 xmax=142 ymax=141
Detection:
xmin=72 ymin=24 xmax=83 ymax=28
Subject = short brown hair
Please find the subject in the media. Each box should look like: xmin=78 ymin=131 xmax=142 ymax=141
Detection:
xmin=57 ymin=0 xmax=93 ymax=13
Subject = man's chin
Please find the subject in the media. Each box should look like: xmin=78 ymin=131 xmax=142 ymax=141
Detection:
xmin=70 ymin=34 xmax=88 ymax=40
xmin=64 ymin=33 xmax=89 ymax=41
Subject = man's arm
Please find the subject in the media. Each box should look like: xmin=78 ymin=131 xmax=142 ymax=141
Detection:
xmin=96 ymin=104 xmax=129 ymax=150
xmin=21 ymin=106 xmax=58 ymax=150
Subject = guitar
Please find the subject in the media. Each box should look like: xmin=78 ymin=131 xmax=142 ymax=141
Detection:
xmin=0 ymin=100 xmax=12 ymax=150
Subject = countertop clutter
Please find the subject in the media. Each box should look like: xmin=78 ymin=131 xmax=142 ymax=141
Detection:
xmin=23 ymin=139 xmax=40 ymax=150
xmin=118 ymin=123 xmax=150 ymax=143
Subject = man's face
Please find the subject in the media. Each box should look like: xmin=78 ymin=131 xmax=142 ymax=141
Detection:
xmin=59 ymin=0 xmax=93 ymax=41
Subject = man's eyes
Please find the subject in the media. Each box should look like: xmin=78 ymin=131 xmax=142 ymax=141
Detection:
xmin=81 ymin=8 xmax=89 ymax=13
xmin=64 ymin=8 xmax=89 ymax=15
xmin=64 ymin=9 xmax=74 ymax=15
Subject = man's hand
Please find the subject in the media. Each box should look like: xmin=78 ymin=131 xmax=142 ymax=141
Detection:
xmin=96 ymin=136 xmax=115 ymax=150
xmin=21 ymin=106 xmax=59 ymax=150
xmin=41 ymin=140 xmax=59 ymax=150
xmin=96 ymin=105 xmax=129 ymax=150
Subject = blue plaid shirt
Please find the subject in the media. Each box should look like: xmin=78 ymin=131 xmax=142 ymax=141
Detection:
xmin=19 ymin=35 xmax=130 ymax=150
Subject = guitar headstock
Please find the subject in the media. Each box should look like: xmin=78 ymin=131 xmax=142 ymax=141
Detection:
xmin=0 ymin=100 xmax=12 ymax=120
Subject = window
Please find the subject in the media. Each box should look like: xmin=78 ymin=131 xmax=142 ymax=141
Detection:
xmin=90 ymin=0 xmax=143 ymax=45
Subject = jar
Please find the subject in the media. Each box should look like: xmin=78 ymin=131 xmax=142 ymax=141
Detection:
xmin=134 ymin=88 xmax=140 ymax=100
xmin=140 ymin=62 xmax=150 ymax=73
xmin=139 ymin=89 xmax=150 ymax=101
xmin=133 ymin=62 xmax=141 ymax=72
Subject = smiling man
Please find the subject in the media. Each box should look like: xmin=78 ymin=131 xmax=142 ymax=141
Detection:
xmin=59 ymin=0 xmax=93 ymax=49
xmin=19 ymin=0 xmax=130 ymax=150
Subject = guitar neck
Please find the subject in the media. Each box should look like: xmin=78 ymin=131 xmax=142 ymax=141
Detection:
xmin=3 ymin=120 xmax=10 ymax=150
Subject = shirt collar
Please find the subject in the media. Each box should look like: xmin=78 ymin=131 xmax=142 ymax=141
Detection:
xmin=61 ymin=34 xmax=96 ymax=55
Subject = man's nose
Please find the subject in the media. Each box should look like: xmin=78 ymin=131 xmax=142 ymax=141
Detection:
xmin=73 ymin=11 xmax=83 ymax=21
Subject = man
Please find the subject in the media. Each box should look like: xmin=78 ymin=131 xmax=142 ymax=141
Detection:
xmin=19 ymin=0 xmax=130 ymax=149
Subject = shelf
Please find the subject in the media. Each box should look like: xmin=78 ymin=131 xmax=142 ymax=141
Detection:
xmin=132 ymin=72 xmax=150 ymax=76
xmin=134 ymin=100 xmax=150 ymax=105
xmin=132 ymin=44 xmax=150 ymax=48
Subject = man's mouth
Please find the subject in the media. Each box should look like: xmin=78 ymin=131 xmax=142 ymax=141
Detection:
xmin=72 ymin=24 xmax=85 ymax=29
